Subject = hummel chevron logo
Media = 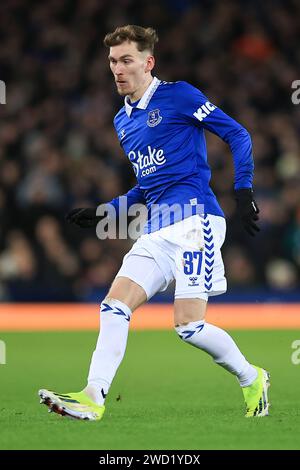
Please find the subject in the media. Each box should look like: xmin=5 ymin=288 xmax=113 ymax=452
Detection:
xmin=180 ymin=323 xmax=204 ymax=340
xmin=202 ymin=216 xmax=215 ymax=291
xmin=204 ymin=232 xmax=212 ymax=241
xmin=204 ymin=235 xmax=213 ymax=243
xmin=180 ymin=330 xmax=195 ymax=339
xmin=101 ymin=303 xmax=114 ymax=312
xmin=205 ymin=267 xmax=213 ymax=275
xmin=205 ymin=243 xmax=214 ymax=251
xmin=205 ymin=259 xmax=214 ymax=268
xmin=101 ymin=303 xmax=130 ymax=321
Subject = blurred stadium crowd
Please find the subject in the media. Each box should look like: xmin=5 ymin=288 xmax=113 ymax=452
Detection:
xmin=0 ymin=0 xmax=299 ymax=301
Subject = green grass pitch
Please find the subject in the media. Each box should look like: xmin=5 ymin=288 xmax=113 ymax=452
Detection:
xmin=1 ymin=329 xmax=300 ymax=449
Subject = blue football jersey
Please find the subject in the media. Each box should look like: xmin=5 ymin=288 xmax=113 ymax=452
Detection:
xmin=109 ymin=77 xmax=254 ymax=233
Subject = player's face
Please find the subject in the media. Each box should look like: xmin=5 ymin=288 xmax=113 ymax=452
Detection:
xmin=108 ymin=41 xmax=154 ymax=98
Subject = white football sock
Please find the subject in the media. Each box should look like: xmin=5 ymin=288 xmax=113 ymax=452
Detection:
xmin=86 ymin=298 xmax=132 ymax=405
xmin=175 ymin=320 xmax=257 ymax=387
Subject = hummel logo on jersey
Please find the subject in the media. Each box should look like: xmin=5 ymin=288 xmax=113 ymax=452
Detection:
xmin=193 ymin=101 xmax=216 ymax=122
xmin=128 ymin=145 xmax=166 ymax=177
xmin=188 ymin=276 xmax=199 ymax=286
xmin=120 ymin=128 xmax=126 ymax=140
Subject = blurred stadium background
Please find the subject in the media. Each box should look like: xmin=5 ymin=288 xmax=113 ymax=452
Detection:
xmin=0 ymin=0 xmax=299 ymax=304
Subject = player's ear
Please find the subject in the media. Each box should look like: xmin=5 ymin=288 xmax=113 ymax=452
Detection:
xmin=145 ymin=55 xmax=155 ymax=73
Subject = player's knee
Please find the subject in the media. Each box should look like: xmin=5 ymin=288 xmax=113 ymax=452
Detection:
xmin=173 ymin=298 xmax=207 ymax=326
xmin=107 ymin=277 xmax=147 ymax=312
xmin=173 ymin=309 xmax=206 ymax=327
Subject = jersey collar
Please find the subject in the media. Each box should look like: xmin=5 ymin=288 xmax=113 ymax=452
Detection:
xmin=124 ymin=76 xmax=160 ymax=117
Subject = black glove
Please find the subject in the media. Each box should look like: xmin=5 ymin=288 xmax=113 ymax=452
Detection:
xmin=234 ymin=189 xmax=260 ymax=236
xmin=65 ymin=208 xmax=101 ymax=228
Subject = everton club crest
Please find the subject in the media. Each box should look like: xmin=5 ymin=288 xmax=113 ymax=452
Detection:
xmin=147 ymin=109 xmax=162 ymax=127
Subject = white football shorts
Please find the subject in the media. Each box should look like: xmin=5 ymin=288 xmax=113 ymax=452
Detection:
xmin=116 ymin=214 xmax=227 ymax=301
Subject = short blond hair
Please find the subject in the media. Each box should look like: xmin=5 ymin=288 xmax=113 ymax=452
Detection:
xmin=104 ymin=25 xmax=158 ymax=54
